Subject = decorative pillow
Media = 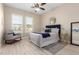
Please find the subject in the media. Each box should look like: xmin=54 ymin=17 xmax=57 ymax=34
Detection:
xmin=51 ymin=28 xmax=59 ymax=33
xmin=45 ymin=28 xmax=51 ymax=33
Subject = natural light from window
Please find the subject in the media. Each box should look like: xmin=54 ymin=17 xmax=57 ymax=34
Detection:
xmin=12 ymin=14 xmax=33 ymax=33
xmin=25 ymin=17 xmax=33 ymax=32
xmin=12 ymin=14 xmax=23 ymax=33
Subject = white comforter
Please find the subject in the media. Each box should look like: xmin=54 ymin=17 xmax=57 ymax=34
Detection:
xmin=29 ymin=32 xmax=59 ymax=47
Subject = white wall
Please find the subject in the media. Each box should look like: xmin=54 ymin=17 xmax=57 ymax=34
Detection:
xmin=0 ymin=4 xmax=4 ymax=46
xmin=41 ymin=4 xmax=79 ymax=43
xmin=4 ymin=5 xmax=41 ymax=33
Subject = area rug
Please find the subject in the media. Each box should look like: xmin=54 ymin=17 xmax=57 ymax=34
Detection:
xmin=43 ymin=42 xmax=67 ymax=54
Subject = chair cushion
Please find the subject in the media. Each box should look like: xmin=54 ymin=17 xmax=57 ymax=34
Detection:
xmin=6 ymin=33 xmax=21 ymax=40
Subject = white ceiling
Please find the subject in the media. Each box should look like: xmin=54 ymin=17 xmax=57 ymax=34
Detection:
xmin=4 ymin=3 xmax=63 ymax=15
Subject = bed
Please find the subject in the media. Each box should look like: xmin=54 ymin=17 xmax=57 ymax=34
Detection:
xmin=29 ymin=24 xmax=61 ymax=47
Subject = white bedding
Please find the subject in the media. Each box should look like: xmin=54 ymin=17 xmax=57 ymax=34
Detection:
xmin=29 ymin=32 xmax=59 ymax=47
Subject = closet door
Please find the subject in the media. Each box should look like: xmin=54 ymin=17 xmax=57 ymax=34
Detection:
xmin=71 ymin=22 xmax=79 ymax=46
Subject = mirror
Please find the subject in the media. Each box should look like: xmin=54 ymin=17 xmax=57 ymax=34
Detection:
xmin=50 ymin=17 xmax=56 ymax=25
xmin=71 ymin=22 xmax=79 ymax=46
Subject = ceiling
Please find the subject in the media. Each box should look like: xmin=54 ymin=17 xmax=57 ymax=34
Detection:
xmin=4 ymin=3 xmax=63 ymax=15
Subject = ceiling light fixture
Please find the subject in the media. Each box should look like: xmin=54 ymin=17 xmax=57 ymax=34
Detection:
xmin=35 ymin=8 xmax=40 ymax=12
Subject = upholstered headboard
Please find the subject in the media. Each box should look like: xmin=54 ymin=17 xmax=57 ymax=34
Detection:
xmin=45 ymin=24 xmax=61 ymax=38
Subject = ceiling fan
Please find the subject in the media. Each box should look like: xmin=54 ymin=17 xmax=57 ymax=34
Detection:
xmin=31 ymin=3 xmax=46 ymax=12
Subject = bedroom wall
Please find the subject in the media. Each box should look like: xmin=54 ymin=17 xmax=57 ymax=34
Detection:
xmin=4 ymin=5 xmax=41 ymax=33
xmin=40 ymin=3 xmax=79 ymax=43
xmin=0 ymin=3 xmax=4 ymax=46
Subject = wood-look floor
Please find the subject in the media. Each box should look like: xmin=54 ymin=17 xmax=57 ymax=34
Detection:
xmin=0 ymin=37 xmax=79 ymax=55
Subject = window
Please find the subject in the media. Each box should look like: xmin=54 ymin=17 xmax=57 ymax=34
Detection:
xmin=25 ymin=17 xmax=33 ymax=32
xmin=12 ymin=14 xmax=23 ymax=33
xmin=12 ymin=14 xmax=33 ymax=33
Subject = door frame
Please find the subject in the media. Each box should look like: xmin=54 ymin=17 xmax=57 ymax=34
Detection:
xmin=71 ymin=22 xmax=79 ymax=46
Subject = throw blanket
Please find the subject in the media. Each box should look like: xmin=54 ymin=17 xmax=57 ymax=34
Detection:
xmin=34 ymin=32 xmax=50 ymax=38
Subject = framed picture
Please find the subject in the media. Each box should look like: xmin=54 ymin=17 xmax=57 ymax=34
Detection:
xmin=71 ymin=22 xmax=79 ymax=46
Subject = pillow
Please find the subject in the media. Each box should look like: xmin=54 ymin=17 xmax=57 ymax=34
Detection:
xmin=45 ymin=28 xmax=51 ymax=33
xmin=51 ymin=28 xmax=59 ymax=33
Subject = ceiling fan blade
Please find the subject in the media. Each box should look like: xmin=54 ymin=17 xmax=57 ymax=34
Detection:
xmin=40 ymin=7 xmax=45 ymax=10
xmin=31 ymin=3 xmax=36 ymax=8
xmin=41 ymin=3 xmax=46 ymax=6
xmin=35 ymin=3 xmax=39 ymax=7
xmin=31 ymin=3 xmax=39 ymax=8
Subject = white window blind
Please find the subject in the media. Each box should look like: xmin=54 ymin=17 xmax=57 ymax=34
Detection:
xmin=12 ymin=14 xmax=23 ymax=33
xmin=25 ymin=17 xmax=33 ymax=32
